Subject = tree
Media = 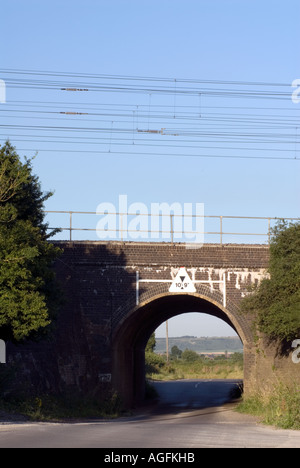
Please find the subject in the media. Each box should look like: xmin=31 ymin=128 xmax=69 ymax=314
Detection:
xmin=0 ymin=141 xmax=62 ymax=342
xmin=182 ymin=349 xmax=199 ymax=362
xmin=145 ymin=333 xmax=156 ymax=353
xmin=171 ymin=345 xmax=182 ymax=360
xmin=241 ymin=220 xmax=300 ymax=342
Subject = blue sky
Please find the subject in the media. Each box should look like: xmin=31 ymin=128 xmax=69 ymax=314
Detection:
xmin=1 ymin=0 xmax=299 ymax=337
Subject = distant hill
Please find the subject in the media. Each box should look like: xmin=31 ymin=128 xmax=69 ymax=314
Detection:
xmin=154 ymin=336 xmax=243 ymax=354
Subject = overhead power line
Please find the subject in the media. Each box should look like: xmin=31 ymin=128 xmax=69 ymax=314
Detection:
xmin=10 ymin=147 xmax=298 ymax=161
xmin=0 ymin=69 xmax=296 ymax=100
xmin=0 ymin=68 xmax=299 ymax=161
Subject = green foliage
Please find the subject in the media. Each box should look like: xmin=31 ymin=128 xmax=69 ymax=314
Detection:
xmin=0 ymin=390 xmax=122 ymax=421
xmin=146 ymin=350 xmax=243 ymax=381
xmin=230 ymin=352 xmax=244 ymax=364
xmin=145 ymin=332 xmax=156 ymax=353
xmin=171 ymin=345 xmax=182 ymax=360
xmin=237 ymin=382 xmax=300 ymax=430
xmin=0 ymin=141 xmax=62 ymax=341
xmin=145 ymin=350 xmax=166 ymax=375
xmin=241 ymin=220 xmax=300 ymax=342
xmin=145 ymin=332 xmax=177 ymax=378
xmin=181 ymin=348 xmax=199 ymax=362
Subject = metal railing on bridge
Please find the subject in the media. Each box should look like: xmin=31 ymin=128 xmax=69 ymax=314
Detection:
xmin=44 ymin=210 xmax=300 ymax=245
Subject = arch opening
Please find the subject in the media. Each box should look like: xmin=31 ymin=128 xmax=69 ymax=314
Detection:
xmin=153 ymin=311 xmax=243 ymax=365
xmin=112 ymin=293 xmax=249 ymax=408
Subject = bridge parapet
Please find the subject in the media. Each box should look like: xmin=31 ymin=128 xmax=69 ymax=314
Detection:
xmin=45 ymin=210 xmax=299 ymax=245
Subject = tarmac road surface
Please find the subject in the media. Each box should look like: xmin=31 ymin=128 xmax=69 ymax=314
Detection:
xmin=150 ymin=378 xmax=243 ymax=411
xmin=0 ymin=379 xmax=299 ymax=448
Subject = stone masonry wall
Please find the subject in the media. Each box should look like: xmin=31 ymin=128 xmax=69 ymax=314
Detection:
xmin=5 ymin=241 xmax=300 ymax=406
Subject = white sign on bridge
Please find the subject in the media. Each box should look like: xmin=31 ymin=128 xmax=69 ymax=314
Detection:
xmin=135 ymin=267 xmax=226 ymax=306
xmin=169 ymin=267 xmax=196 ymax=293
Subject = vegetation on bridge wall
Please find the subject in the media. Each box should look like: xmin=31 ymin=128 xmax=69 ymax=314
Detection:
xmin=239 ymin=220 xmax=300 ymax=430
xmin=241 ymin=220 xmax=300 ymax=343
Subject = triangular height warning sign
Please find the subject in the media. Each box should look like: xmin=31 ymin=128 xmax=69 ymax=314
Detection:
xmin=169 ymin=267 xmax=196 ymax=293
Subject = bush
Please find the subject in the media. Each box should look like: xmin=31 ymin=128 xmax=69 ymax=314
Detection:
xmin=241 ymin=220 xmax=300 ymax=342
xmin=181 ymin=349 xmax=200 ymax=362
xmin=145 ymin=351 xmax=166 ymax=375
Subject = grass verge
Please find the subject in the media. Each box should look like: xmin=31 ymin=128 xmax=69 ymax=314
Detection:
xmin=0 ymin=391 xmax=122 ymax=421
xmin=236 ymin=382 xmax=300 ymax=430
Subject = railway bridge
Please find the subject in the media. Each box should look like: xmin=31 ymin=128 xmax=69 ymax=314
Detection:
xmin=7 ymin=239 xmax=299 ymax=407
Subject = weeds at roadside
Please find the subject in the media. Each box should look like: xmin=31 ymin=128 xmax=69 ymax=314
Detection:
xmin=0 ymin=390 xmax=122 ymax=421
xmin=236 ymin=382 xmax=300 ymax=430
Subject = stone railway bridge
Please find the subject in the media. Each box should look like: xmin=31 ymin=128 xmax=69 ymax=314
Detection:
xmin=7 ymin=241 xmax=299 ymax=408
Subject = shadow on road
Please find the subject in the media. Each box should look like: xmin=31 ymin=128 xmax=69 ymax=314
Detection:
xmin=145 ymin=379 xmax=243 ymax=416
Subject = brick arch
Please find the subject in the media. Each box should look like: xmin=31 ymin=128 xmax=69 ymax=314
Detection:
xmin=113 ymin=281 xmax=253 ymax=344
xmin=112 ymin=285 xmax=254 ymax=407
